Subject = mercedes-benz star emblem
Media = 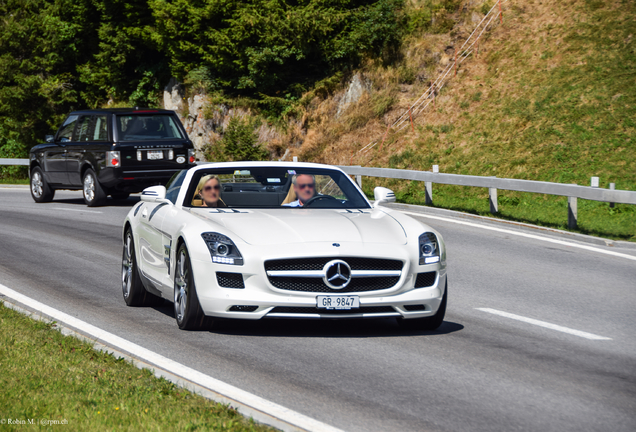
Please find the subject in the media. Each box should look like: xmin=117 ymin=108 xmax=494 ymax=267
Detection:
xmin=323 ymin=260 xmax=352 ymax=290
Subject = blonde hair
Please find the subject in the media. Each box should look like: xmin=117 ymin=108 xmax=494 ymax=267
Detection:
xmin=195 ymin=175 xmax=220 ymax=196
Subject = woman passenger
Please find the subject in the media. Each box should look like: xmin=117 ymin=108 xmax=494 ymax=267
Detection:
xmin=195 ymin=175 xmax=226 ymax=208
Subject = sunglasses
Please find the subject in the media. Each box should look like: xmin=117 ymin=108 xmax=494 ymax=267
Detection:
xmin=203 ymin=185 xmax=220 ymax=191
xmin=297 ymin=183 xmax=315 ymax=190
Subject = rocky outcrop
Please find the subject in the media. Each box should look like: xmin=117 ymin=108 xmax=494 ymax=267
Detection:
xmin=336 ymin=73 xmax=372 ymax=118
xmin=162 ymin=79 xmax=289 ymax=160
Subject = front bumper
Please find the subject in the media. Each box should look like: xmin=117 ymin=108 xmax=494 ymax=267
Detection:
xmin=190 ymin=245 xmax=447 ymax=320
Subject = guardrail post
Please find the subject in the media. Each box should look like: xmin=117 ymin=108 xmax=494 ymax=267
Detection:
xmin=425 ymin=182 xmax=433 ymax=205
xmin=609 ymin=183 xmax=615 ymax=208
xmin=356 ymin=175 xmax=362 ymax=188
xmin=590 ymin=176 xmax=599 ymax=188
xmin=489 ymin=188 xmax=498 ymax=213
xmin=568 ymin=196 xmax=578 ymax=230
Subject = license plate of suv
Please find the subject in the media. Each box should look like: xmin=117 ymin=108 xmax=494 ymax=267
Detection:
xmin=317 ymin=295 xmax=360 ymax=310
xmin=147 ymin=150 xmax=163 ymax=160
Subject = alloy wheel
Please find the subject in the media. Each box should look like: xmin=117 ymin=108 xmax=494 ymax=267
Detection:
xmin=83 ymin=173 xmax=95 ymax=202
xmin=31 ymin=171 xmax=43 ymax=198
xmin=174 ymin=250 xmax=188 ymax=322
xmin=122 ymin=234 xmax=133 ymax=299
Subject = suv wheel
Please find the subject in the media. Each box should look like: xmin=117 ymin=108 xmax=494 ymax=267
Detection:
xmin=82 ymin=169 xmax=106 ymax=207
xmin=30 ymin=167 xmax=55 ymax=203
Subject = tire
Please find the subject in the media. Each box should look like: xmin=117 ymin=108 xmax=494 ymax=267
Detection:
xmin=122 ymin=229 xmax=163 ymax=307
xmin=111 ymin=193 xmax=130 ymax=200
xmin=174 ymin=244 xmax=213 ymax=330
xmin=30 ymin=167 xmax=55 ymax=203
xmin=82 ymin=168 xmax=106 ymax=207
xmin=398 ymin=281 xmax=447 ymax=331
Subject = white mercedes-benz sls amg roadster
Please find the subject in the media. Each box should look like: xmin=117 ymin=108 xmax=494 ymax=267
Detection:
xmin=121 ymin=162 xmax=447 ymax=330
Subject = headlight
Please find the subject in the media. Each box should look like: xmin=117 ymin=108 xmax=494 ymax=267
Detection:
xmin=419 ymin=233 xmax=440 ymax=265
xmin=201 ymin=233 xmax=243 ymax=265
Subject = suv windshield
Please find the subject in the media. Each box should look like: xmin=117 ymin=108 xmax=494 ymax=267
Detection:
xmin=116 ymin=114 xmax=185 ymax=141
xmin=186 ymin=167 xmax=370 ymax=209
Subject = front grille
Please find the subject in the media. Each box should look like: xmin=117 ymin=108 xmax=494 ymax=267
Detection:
xmin=404 ymin=304 xmax=426 ymax=311
xmin=265 ymin=257 xmax=403 ymax=272
xmin=216 ymin=272 xmax=245 ymax=289
xmin=265 ymin=257 xmax=403 ymax=293
xmin=268 ymin=276 xmax=400 ymax=293
xmin=270 ymin=306 xmax=395 ymax=315
xmin=414 ymin=272 xmax=437 ymax=288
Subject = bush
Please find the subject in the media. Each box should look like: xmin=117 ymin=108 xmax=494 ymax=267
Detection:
xmin=211 ymin=117 xmax=269 ymax=162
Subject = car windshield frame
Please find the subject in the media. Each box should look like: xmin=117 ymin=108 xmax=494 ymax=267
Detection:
xmin=183 ymin=166 xmax=371 ymax=210
xmin=115 ymin=114 xmax=185 ymax=142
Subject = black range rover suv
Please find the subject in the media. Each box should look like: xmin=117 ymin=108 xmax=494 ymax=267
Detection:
xmin=29 ymin=108 xmax=196 ymax=206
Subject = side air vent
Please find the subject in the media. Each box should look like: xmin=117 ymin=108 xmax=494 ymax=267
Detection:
xmin=216 ymin=272 xmax=245 ymax=289
xmin=404 ymin=304 xmax=426 ymax=311
xmin=229 ymin=305 xmax=258 ymax=312
xmin=414 ymin=272 xmax=437 ymax=288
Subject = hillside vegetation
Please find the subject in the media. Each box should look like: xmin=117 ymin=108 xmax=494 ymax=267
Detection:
xmin=295 ymin=0 xmax=636 ymax=240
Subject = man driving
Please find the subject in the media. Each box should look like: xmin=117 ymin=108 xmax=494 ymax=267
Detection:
xmin=283 ymin=174 xmax=316 ymax=207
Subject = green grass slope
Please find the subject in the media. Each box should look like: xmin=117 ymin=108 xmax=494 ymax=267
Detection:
xmin=333 ymin=0 xmax=635 ymax=240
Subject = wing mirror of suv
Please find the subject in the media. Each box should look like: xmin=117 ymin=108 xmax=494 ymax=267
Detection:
xmin=140 ymin=185 xmax=170 ymax=204
xmin=45 ymin=135 xmax=55 ymax=143
xmin=373 ymin=187 xmax=396 ymax=208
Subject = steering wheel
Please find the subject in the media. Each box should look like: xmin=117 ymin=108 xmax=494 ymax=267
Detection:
xmin=303 ymin=194 xmax=338 ymax=207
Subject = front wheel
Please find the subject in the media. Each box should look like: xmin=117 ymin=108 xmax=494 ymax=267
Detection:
xmin=122 ymin=229 xmax=163 ymax=307
xmin=82 ymin=168 xmax=106 ymax=207
xmin=174 ymin=244 xmax=213 ymax=330
xmin=30 ymin=167 xmax=55 ymax=203
xmin=398 ymin=281 xmax=447 ymax=331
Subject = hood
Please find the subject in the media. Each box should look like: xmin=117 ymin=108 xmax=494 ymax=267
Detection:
xmin=190 ymin=208 xmax=407 ymax=245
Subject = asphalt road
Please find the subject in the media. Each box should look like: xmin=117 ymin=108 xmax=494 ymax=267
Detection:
xmin=1 ymin=187 xmax=635 ymax=432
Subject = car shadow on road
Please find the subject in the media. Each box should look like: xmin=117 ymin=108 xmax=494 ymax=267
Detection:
xmin=210 ymin=318 xmax=463 ymax=338
xmin=150 ymin=301 xmax=463 ymax=337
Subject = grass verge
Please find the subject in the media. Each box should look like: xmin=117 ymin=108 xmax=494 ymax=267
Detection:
xmin=0 ymin=302 xmax=274 ymax=431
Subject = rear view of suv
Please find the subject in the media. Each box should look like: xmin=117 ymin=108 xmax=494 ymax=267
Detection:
xmin=29 ymin=108 xmax=196 ymax=206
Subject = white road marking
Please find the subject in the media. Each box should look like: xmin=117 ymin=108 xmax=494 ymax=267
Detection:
xmin=476 ymin=308 xmax=612 ymax=340
xmin=0 ymin=283 xmax=343 ymax=432
xmin=52 ymin=207 xmax=102 ymax=214
xmin=399 ymin=210 xmax=636 ymax=262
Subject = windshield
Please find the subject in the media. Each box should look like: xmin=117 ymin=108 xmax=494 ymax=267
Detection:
xmin=116 ymin=114 xmax=185 ymax=141
xmin=185 ymin=167 xmax=370 ymax=209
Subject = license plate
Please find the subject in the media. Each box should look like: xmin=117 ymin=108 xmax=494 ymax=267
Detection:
xmin=147 ymin=150 xmax=163 ymax=160
xmin=317 ymin=295 xmax=360 ymax=310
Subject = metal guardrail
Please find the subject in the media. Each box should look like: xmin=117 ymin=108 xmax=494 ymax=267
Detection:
xmin=0 ymin=158 xmax=29 ymax=166
xmin=338 ymin=165 xmax=636 ymax=229
xmin=1 ymin=158 xmax=633 ymax=229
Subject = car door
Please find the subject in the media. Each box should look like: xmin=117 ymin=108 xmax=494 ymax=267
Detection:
xmin=156 ymin=170 xmax=188 ymax=292
xmin=138 ymin=201 xmax=172 ymax=292
xmin=45 ymin=115 xmax=78 ymax=184
xmin=65 ymin=115 xmax=93 ymax=186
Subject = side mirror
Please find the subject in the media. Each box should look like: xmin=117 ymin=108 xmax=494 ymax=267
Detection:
xmin=45 ymin=135 xmax=55 ymax=143
xmin=373 ymin=187 xmax=396 ymax=208
xmin=140 ymin=185 xmax=169 ymax=203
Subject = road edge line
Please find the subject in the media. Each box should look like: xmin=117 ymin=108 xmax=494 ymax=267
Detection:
xmin=0 ymin=284 xmax=344 ymax=432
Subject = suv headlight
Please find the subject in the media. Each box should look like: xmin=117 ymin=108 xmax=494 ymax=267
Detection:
xmin=419 ymin=233 xmax=440 ymax=265
xmin=202 ymin=233 xmax=244 ymax=265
